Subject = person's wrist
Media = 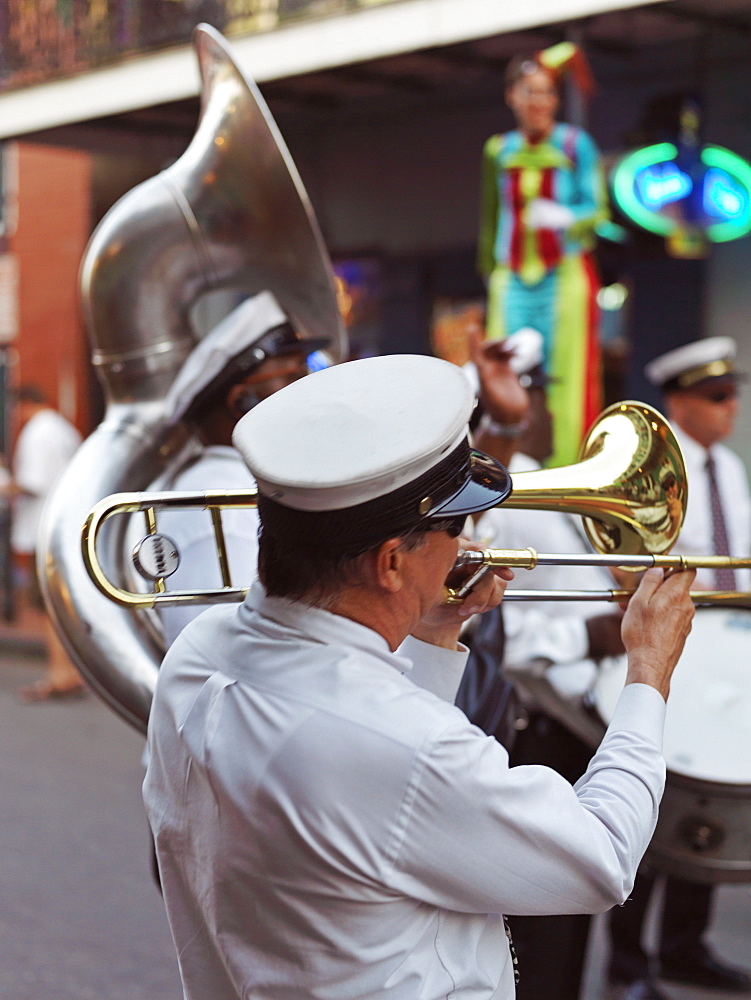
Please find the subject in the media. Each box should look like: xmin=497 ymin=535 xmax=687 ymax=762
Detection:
xmin=478 ymin=412 xmax=528 ymax=438
xmin=410 ymin=622 xmax=462 ymax=651
xmin=624 ymin=652 xmax=669 ymax=700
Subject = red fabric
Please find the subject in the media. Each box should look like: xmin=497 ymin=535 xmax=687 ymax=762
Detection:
xmin=509 ymin=169 xmax=524 ymax=273
xmin=582 ymin=253 xmax=602 ymax=433
xmin=538 ymin=168 xmax=562 ymax=272
xmin=569 ymin=48 xmax=596 ymax=97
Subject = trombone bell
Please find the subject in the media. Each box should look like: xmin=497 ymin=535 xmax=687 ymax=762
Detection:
xmin=505 ymin=401 xmax=686 ymax=556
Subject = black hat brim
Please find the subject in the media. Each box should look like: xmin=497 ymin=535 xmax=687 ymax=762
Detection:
xmin=427 ymin=449 xmax=512 ymax=518
xmin=666 ymin=371 xmax=749 ymax=393
xmin=274 ymin=336 xmax=330 ymax=358
xmin=185 ymin=333 xmax=331 ymax=419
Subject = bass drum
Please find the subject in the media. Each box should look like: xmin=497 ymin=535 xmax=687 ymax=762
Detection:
xmin=593 ymin=608 xmax=751 ymax=883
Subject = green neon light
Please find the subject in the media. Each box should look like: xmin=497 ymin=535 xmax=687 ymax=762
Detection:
xmin=612 ymin=142 xmax=751 ymax=244
xmin=612 ymin=143 xmax=677 ymax=236
xmin=702 ymin=145 xmax=751 ymax=242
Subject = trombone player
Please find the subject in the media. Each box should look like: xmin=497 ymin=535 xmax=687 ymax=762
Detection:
xmin=143 ymin=354 xmax=696 ymax=1000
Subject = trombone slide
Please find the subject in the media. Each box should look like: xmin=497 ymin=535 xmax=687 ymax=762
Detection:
xmin=499 ymin=589 xmax=751 ymax=608
xmin=454 ymin=548 xmax=751 ymax=573
xmin=444 ymin=548 xmax=751 ymax=606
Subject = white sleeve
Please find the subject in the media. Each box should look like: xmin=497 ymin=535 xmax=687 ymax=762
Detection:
xmin=386 ymin=683 xmax=666 ymax=917
xmin=398 ymin=634 xmax=469 ymax=703
xmin=14 ymin=416 xmax=80 ymax=496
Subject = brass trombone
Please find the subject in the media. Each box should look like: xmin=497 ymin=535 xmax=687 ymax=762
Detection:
xmin=444 ymin=548 xmax=751 ymax=607
xmin=80 ymin=401 xmax=750 ymax=611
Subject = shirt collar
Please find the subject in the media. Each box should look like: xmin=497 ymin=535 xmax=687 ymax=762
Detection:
xmin=203 ymin=443 xmax=246 ymax=459
xmin=241 ymin=579 xmax=413 ymax=674
xmin=672 ymin=424 xmax=711 ymax=462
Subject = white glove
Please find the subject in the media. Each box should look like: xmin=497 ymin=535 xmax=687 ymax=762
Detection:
xmin=526 ymin=198 xmax=576 ymax=231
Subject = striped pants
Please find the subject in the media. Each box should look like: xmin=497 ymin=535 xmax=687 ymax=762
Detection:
xmin=486 ymin=253 xmax=602 ymax=468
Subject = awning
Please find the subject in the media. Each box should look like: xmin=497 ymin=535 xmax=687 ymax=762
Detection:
xmin=0 ymin=0 xmax=668 ymax=141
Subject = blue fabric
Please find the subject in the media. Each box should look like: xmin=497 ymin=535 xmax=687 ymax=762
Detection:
xmin=502 ymin=269 xmax=559 ymax=365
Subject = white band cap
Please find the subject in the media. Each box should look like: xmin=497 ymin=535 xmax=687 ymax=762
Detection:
xmin=233 ymin=354 xmax=476 ymax=512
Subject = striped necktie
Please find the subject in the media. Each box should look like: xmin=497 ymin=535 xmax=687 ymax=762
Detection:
xmin=706 ymin=452 xmax=737 ymax=590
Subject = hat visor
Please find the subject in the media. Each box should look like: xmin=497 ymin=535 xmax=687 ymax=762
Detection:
xmin=687 ymin=371 xmax=748 ymax=390
xmin=428 ymin=449 xmax=512 ymax=518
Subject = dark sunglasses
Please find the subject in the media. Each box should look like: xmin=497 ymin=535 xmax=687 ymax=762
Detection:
xmin=705 ymin=389 xmax=738 ymax=404
xmin=425 ymin=515 xmax=466 ymax=538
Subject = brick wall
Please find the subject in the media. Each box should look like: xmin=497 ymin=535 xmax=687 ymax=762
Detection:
xmin=10 ymin=142 xmax=93 ymax=434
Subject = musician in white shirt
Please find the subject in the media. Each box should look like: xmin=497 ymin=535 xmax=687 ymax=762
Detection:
xmin=144 ymin=354 xmax=695 ymax=1000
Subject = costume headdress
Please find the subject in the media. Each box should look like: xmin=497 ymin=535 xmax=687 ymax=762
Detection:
xmin=533 ymin=41 xmax=595 ymax=96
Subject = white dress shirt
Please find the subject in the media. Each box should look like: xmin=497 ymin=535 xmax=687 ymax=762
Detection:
xmin=671 ymin=426 xmax=751 ymax=591
xmin=145 ymin=580 xmax=667 ymax=1000
xmin=12 ymin=408 xmax=81 ymax=554
xmin=476 ymin=454 xmax=616 ymax=698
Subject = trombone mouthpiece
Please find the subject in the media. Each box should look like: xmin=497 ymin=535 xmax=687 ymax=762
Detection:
xmin=453 ymin=549 xmax=487 ymax=570
xmin=453 ymin=547 xmax=540 ymax=571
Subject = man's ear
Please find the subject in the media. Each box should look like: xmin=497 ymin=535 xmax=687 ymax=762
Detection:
xmin=373 ymin=537 xmax=407 ymax=594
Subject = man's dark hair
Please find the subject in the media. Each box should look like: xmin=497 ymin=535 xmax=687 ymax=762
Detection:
xmin=257 ymin=523 xmax=426 ymax=608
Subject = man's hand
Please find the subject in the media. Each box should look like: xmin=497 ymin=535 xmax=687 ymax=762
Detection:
xmin=410 ymin=546 xmax=513 ymax=650
xmin=621 ymin=568 xmax=696 ymax=700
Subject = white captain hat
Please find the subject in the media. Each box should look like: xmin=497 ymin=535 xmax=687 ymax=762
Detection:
xmin=645 ymin=336 xmax=747 ymax=392
xmin=232 ymin=354 xmax=512 ymax=553
xmin=165 ymin=290 xmax=330 ymax=424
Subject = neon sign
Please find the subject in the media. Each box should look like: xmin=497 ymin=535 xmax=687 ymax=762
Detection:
xmin=637 ymin=163 xmax=692 ymax=210
xmin=612 ymin=142 xmax=751 ymax=244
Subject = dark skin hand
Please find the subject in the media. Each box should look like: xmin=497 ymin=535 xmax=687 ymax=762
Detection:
xmin=470 ymin=331 xmax=529 ymax=426
xmin=469 ymin=330 xmax=530 ymax=468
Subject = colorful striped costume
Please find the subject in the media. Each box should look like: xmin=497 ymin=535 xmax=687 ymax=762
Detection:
xmin=478 ymin=123 xmax=608 ymax=466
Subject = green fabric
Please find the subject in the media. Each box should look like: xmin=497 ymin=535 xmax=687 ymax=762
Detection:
xmin=485 ymin=268 xmax=510 ymax=340
xmin=477 ymin=134 xmax=503 ymax=279
xmin=503 ymin=145 xmax=572 ymax=171
xmin=548 ymin=255 xmax=593 ymax=467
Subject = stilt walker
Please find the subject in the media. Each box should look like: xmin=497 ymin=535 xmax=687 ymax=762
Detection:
xmin=478 ymin=43 xmax=608 ymax=466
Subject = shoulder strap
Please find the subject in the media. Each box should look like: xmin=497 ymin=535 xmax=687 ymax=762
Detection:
xmin=562 ymin=124 xmax=578 ymax=165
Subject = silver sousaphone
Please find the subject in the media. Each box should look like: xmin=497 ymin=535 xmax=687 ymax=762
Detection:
xmin=38 ymin=24 xmax=346 ymax=732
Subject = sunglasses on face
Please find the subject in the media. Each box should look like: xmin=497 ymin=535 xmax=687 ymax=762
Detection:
xmin=704 ymin=389 xmax=738 ymax=404
xmin=517 ymin=85 xmax=557 ymax=100
xmin=425 ymin=515 xmax=467 ymax=539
